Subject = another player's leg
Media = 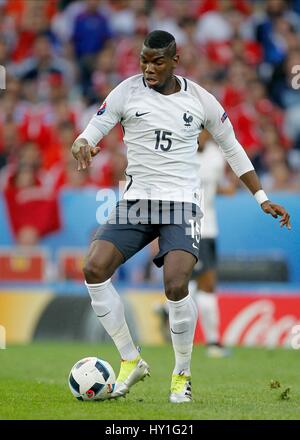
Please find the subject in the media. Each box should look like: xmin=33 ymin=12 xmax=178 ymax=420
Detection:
xmin=83 ymin=239 xmax=150 ymax=397
xmin=195 ymin=269 xmax=230 ymax=358
xmin=163 ymin=250 xmax=198 ymax=403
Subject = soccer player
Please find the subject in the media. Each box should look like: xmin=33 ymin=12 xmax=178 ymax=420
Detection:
xmin=193 ymin=129 xmax=236 ymax=357
xmin=71 ymin=30 xmax=291 ymax=404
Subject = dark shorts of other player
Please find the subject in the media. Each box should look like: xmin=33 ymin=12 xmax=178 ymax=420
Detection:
xmin=93 ymin=199 xmax=203 ymax=267
xmin=192 ymin=238 xmax=217 ymax=277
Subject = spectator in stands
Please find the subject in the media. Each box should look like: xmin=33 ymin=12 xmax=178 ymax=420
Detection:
xmin=269 ymin=48 xmax=300 ymax=154
xmin=13 ymin=32 xmax=74 ymax=101
xmin=0 ymin=36 xmax=9 ymax=69
xmin=72 ymin=0 xmax=113 ymax=58
xmin=115 ymin=34 xmax=145 ymax=79
xmin=261 ymin=135 xmax=300 ymax=189
xmin=0 ymin=0 xmax=299 ymax=252
xmin=270 ymin=49 xmax=300 ymax=109
xmin=255 ymin=0 xmax=300 ymax=67
xmin=0 ymin=78 xmax=24 ymax=144
xmin=72 ymin=0 xmax=113 ymax=95
xmin=195 ymin=0 xmax=238 ymax=45
xmin=91 ymin=46 xmax=121 ymax=98
xmin=220 ymin=60 xmax=262 ymax=160
xmin=0 ymin=120 xmax=21 ymax=171
xmin=3 ymin=143 xmax=60 ymax=245
xmin=177 ymin=16 xmax=198 ymax=47
xmin=261 ymin=157 xmax=300 ymax=192
xmin=107 ymin=0 xmax=139 ymax=37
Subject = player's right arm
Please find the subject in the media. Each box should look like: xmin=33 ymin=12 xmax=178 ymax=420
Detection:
xmin=71 ymin=138 xmax=101 ymax=171
xmin=71 ymin=81 xmax=126 ymax=170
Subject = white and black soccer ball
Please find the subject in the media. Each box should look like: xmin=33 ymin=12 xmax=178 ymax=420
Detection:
xmin=68 ymin=357 xmax=116 ymax=401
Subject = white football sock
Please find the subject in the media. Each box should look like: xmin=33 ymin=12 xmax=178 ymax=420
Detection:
xmin=196 ymin=290 xmax=220 ymax=344
xmin=167 ymin=294 xmax=198 ymax=376
xmin=85 ymin=279 xmax=139 ymax=361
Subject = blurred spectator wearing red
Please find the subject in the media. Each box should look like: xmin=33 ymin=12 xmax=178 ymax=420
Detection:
xmin=3 ymin=143 xmax=61 ymax=246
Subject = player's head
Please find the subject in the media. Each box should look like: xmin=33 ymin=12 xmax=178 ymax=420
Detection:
xmin=140 ymin=30 xmax=179 ymax=91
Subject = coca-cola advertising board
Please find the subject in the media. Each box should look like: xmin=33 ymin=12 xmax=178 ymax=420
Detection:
xmin=195 ymin=293 xmax=300 ymax=348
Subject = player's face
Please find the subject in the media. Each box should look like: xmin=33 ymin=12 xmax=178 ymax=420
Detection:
xmin=140 ymin=46 xmax=179 ymax=91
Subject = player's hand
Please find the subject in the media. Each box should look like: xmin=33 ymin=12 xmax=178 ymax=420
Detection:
xmin=71 ymin=138 xmax=100 ymax=171
xmin=261 ymin=201 xmax=291 ymax=230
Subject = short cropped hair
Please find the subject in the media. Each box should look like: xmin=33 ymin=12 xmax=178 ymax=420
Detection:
xmin=144 ymin=30 xmax=176 ymax=57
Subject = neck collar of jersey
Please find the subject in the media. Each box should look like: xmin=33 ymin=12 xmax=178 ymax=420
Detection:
xmin=142 ymin=75 xmax=187 ymax=94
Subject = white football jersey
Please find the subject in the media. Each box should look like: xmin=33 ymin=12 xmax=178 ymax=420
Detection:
xmin=80 ymin=74 xmax=253 ymax=205
xmin=197 ymin=141 xmax=226 ymax=238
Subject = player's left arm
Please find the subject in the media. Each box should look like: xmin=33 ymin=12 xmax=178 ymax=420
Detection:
xmin=198 ymin=129 xmax=237 ymax=197
xmin=239 ymin=169 xmax=291 ymax=229
xmin=203 ymin=93 xmax=291 ymax=230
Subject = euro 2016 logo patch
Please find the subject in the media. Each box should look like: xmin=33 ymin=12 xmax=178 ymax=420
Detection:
xmin=183 ymin=112 xmax=193 ymax=127
xmin=221 ymin=111 xmax=228 ymax=123
xmin=97 ymin=101 xmax=107 ymax=116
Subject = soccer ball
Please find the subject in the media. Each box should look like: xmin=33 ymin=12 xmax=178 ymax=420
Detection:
xmin=68 ymin=357 xmax=116 ymax=401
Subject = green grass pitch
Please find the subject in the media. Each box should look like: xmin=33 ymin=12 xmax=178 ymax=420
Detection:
xmin=0 ymin=342 xmax=299 ymax=420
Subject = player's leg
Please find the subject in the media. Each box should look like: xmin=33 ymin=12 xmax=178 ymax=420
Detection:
xmin=163 ymin=250 xmax=198 ymax=403
xmin=84 ymin=239 xmax=141 ymax=360
xmin=195 ymin=268 xmax=220 ymax=346
xmin=84 ymin=200 xmax=158 ymax=396
xmin=84 ymin=238 xmax=150 ymax=397
xmin=193 ymin=239 xmax=230 ymax=357
xmin=154 ymin=202 xmax=201 ymax=402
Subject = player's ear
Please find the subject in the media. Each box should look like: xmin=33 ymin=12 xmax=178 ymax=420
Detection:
xmin=173 ymin=54 xmax=179 ymax=67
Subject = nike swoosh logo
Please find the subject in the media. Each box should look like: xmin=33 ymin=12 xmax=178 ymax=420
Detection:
xmin=135 ymin=111 xmax=150 ymax=117
xmin=97 ymin=311 xmax=111 ymax=318
xmin=171 ymin=328 xmax=187 ymax=335
xmin=192 ymin=243 xmax=199 ymax=249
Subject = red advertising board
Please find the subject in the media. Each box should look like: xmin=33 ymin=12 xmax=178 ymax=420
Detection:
xmin=58 ymin=248 xmax=85 ymax=281
xmin=0 ymin=248 xmax=47 ymax=281
xmin=195 ymin=293 xmax=300 ymax=347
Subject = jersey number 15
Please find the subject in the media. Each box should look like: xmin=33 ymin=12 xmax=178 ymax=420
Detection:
xmin=154 ymin=130 xmax=173 ymax=151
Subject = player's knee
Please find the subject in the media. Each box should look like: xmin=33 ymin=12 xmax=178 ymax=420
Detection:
xmin=197 ymin=274 xmax=216 ymax=293
xmin=205 ymin=284 xmax=215 ymax=293
xmin=197 ymin=280 xmax=214 ymax=293
xmin=165 ymin=280 xmax=189 ymax=301
xmin=83 ymin=258 xmax=112 ymax=284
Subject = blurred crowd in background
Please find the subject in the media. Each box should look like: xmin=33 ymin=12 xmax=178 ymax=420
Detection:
xmin=0 ymin=0 xmax=300 ymax=245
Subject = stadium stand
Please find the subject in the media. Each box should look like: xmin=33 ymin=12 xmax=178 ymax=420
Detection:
xmin=0 ymin=0 xmax=299 ymax=287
